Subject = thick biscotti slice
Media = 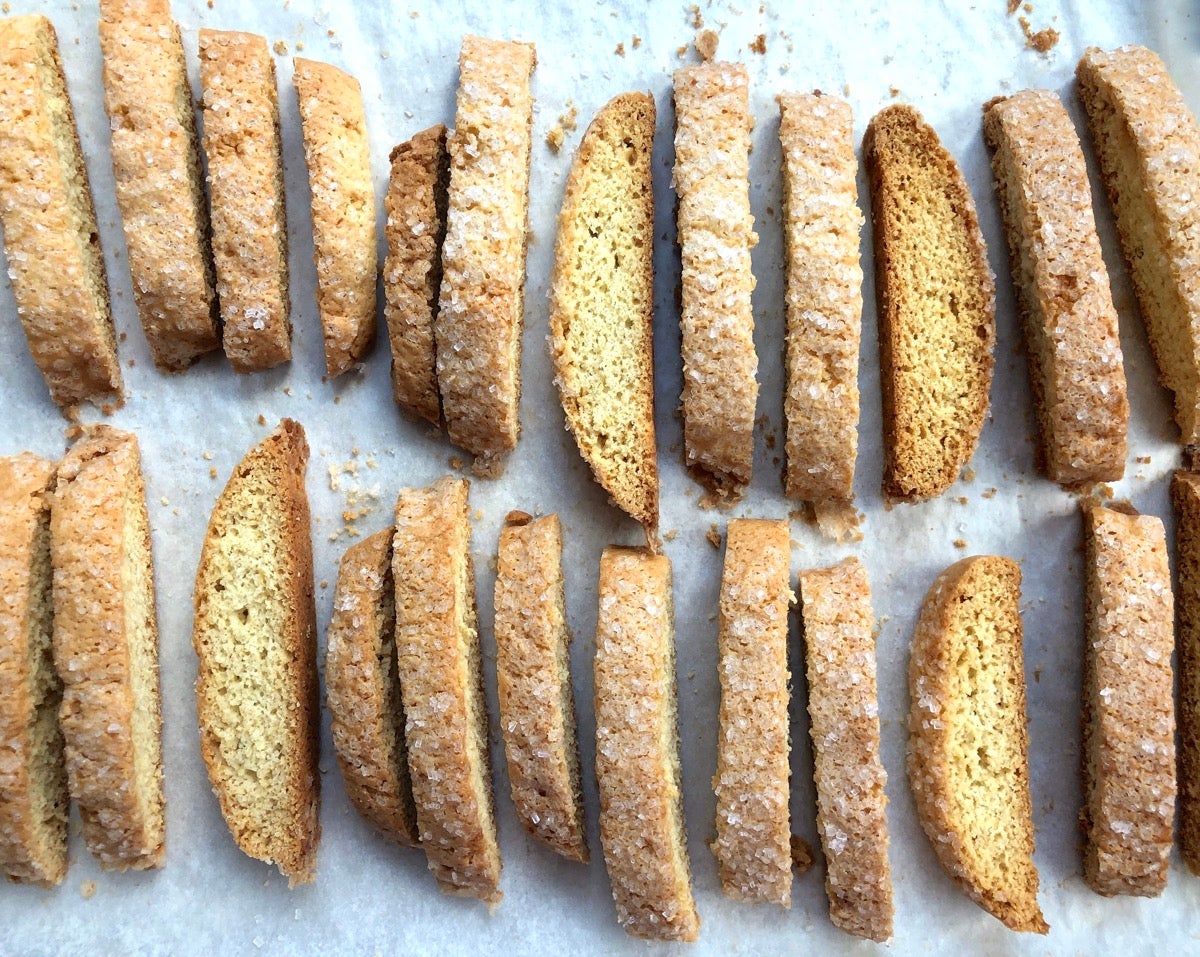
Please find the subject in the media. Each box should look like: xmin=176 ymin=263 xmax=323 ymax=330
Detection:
xmin=908 ymin=556 xmax=1047 ymax=933
xmin=193 ymin=420 xmax=320 ymax=885
xmin=51 ymin=426 xmax=164 ymax=871
xmin=1174 ymin=472 xmax=1200 ymax=874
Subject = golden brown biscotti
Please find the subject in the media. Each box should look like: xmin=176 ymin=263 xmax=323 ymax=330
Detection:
xmin=494 ymin=512 xmax=587 ymax=863
xmin=1081 ymin=504 xmax=1175 ymax=896
xmin=0 ymin=454 xmax=67 ymax=887
xmin=193 ymin=420 xmax=320 ymax=886
xmin=594 ymin=547 xmax=699 ymax=941
xmin=0 ymin=15 xmax=122 ymax=414
xmin=865 ymin=105 xmax=996 ymax=501
xmin=799 ymin=557 xmax=894 ymax=942
xmin=673 ymin=62 xmax=758 ymax=502
xmin=1174 ymin=472 xmax=1200 ymax=874
xmin=199 ymin=29 xmax=291 ymax=373
xmin=325 ymin=528 xmax=418 ymax=848
xmin=549 ymin=92 xmax=659 ymax=533
xmin=908 ymin=556 xmax=1047 ymax=933
xmin=51 ymin=426 xmax=164 ymax=871
xmin=1077 ymin=46 xmax=1200 ymax=446
xmin=393 ymin=477 xmax=501 ymax=904
xmin=293 ymin=58 xmax=377 ymax=377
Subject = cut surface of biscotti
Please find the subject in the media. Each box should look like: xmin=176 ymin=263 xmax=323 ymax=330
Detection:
xmin=435 ymin=36 xmax=536 ymax=474
xmin=865 ymin=105 xmax=996 ymax=501
xmin=1081 ymin=504 xmax=1175 ymax=896
xmin=325 ymin=528 xmax=418 ymax=847
xmin=0 ymin=454 xmax=67 ymax=886
xmin=983 ymin=90 xmax=1128 ymax=486
xmin=549 ymin=92 xmax=658 ymax=532
xmin=494 ymin=511 xmax=587 ymax=863
xmin=908 ymin=556 xmax=1047 ymax=933
xmin=0 ymin=14 xmax=122 ymax=413
xmin=392 ymin=477 xmax=501 ymax=903
xmin=594 ymin=547 xmax=699 ymax=941
xmin=1173 ymin=471 xmax=1200 ymax=874
xmin=800 ymin=556 xmax=894 ymax=942
xmin=193 ymin=419 xmax=320 ymax=885
xmin=1077 ymin=46 xmax=1200 ymax=446
xmin=51 ymin=426 xmax=164 ymax=871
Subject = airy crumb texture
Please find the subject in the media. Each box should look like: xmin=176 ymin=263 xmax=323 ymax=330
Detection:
xmin=1173 ymin=471 xmax=1200 ymax=874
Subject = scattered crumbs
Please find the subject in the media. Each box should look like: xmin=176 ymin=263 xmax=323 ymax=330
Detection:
xmin=202 ymin=450 xmax=214 ymax=461
xmin=127 ymin=358 xmax=136 ymax=368
xmin=273 ymin=39 xmax=288 ymax=55
xmin=1019 ymin=16 xmax=1059 ymax=52
xmin=615 ymin=41 xmax=625 ymax=57
xmin=160 ymin=496 xmax=169 ymax=506
xmin=982 ymin=487 xmax=997 ymax=499
xmin=320 ymin=580 xmax=329 ymax=590
xmin=283 ymin=387 xmax=293 ymax=396
xmin=953 ymin=538 xmax=968 ymax=549
xmin=706 ymin=524 xmax=722 ymax=549
xmin=749 ymin=34 xmax=767 ymax=54
xmin=755 ymin=414 xmax=770 ymax=430
xmin=687 ymin=4 xmax=703 ymax=28
xmin=546 ymin=101 xmax=578 ymax=154
xmin=663 ymin=528 xmax=679 ymax=542
xmin=843 ymin=82 xmax=851 ymax=96
xmin=961 ymin=466 xmax=976 ymax=482
xmin=1034 ymin=665 xmax=1042 ymax=683
xmin=209 ymin=467 xmax=218 ymax=479
xmin=813 ymin=499 xmax=864 ymax=543
xmin=257 ymin=414 xmax=267 ymax=426
xmin=765 ymin=431 xmax=776 ymax=450
xmin=472 ymin=508 xmax=485 ymax=522
xmin=326 ymin=29 xmax=334 ymax=37
xmin=449 ymin=455 xmax=465 ymax=471
xmin=546 ymin=129 xmax=564 ymax=154
xmin=1006 ymin=0 xmax=1020 ymax=13
xmin=80 ymin=880 xmax=96 ymax=900
xmin=695 ymin=28 xmax=719 ymax=61
xmin=295 ymin=40 xmax=304 ymax=51
xmin=1136 ymin=455 xmax=1152 ymax=465
xmin=333 ymin=395 xmax=342 ymax=405
xmin=676 ymin=44 xmax=689 ymax=58
xmin=632 ymin=34 xmax=642 ymax=49
xmin=410 ymin=9 xmax=419 ymax=17
xmin=1098 ymin=483 xmax=1115 ymax=500
xmin=119 ymin=331 xmax=127 ymax=342
xmin=890 ymin=86 xmax=901 ymax=98
xmin=956 ymin=496 xmax=969 ymax=506
xmin=790 ymin=835 xmax=814 ymax=874
xmin=365 ymin=456 xmax=377 ymax=470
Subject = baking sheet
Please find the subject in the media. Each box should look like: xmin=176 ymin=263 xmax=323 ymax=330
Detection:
xmin=1 ymin=0 xmax=1199 ymax=953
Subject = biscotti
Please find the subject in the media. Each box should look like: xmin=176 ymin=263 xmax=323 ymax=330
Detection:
xmin=0 ymin=454 xmax=67 ymax=886
xmin=800 ymin=557 xmax=894 ymax=941
xmin=1175 ymin=471 xmax=1200 ymax=874
xmin=494 ymin=512 xmax=587 ymax=863
xmin=51 ymin=426 xmax=165 ymax=871
xmin=779 ymin=92 xmax=864 ymax=505
xmin=293 ymin=57 xmax=377 ymax=377
xmin=983 ymin=90 xmax=1128 ymax=486
xmin=193 ymin=420 xmax=320 ymax=885
xmin=436 ymin=36 xmax=537 ymax=474
xmin=549 ymin=92 xmax=658 ymax=532
xmin=0 ymin=15 xmax=122 ymax=413
xmin=908 ymin=556 xmax=1047 ymax=933
xmin=865 ymin=105 xmax=996 ymax=501
xmin=594 ymin=547 xmax=699 ymax=941
xmin=199 ymin=29 xmax=291 ymax=373
xmin=1081 ymin=504 xmax=1175 ymax=896
xmin=1077 ymin=46 xmax=1200 ymax=447
xmin=673 ymin=62 xmax=758 ymax=501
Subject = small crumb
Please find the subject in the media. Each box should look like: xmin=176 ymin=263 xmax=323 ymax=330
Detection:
xmin=1098 ymin=483 xmax=1115 ymax=500
xmin=1007 ymin=0 xmax=1020 ymax=13
xmin=273 ymin=39 xmax=288 ymax=55
xmin=295 ymin=40 xmax=304 ymax=51
xmin=505 ymin=510 xmax=533 ymax=527
xmin=205 ymin=0 xmax=213 ymax=8
xmin=320 ymin=580 xmax=329 ymax=590
xmin=1034 ymin=666 xmax=1042 ymax=683
xmin=982 ymin=487 xmax=997 ymax=499
xmin=663 ymin=528 xmax=679 ymax=542
xmin=961 ymin=466 xmax=976 ymax=482
xmin=676 ymin=44 xmax=689 ymax=58
xmin=472 ymin=508 xmax=485 ymax=522
xmin=615 ymin=42 xmax=625 ymax=57
xmin=632 ymin=34 xmax=642 ymax=49
xmin=333 ymin=395 xmax=342 ymax=405
xmin=160 ymin=496 xmax=169 ymax=506
xmin=890 ymin=86 xmax=901 ymax=98
xmin=283 ymin=387 xmax=292 ymax=396
xmin=209 ymin=467 xmax=218 ymax=479
xmin=749 ymin=33 xmax=767 ymax=55
xmin=695 ymin=29 xmax=719 ymax=61
xmin=410 ymin=9 xmax=419 ymax=17
xmin=257 ymin=414 xmax=267 ymax=426
xmin=687 ymin=4 xmax=703 ymax=28
xmin=956 ymin=496 xmax=969 ymax=506
xmin=1136 ymin=455 xmax=1152 ymax=464
xmin=1018 ymin=16 xmax=1059 ymax=52
xmin=80 ymin=880 xmax=96 ymax=900
xmin=843 ymin=83 xmax=851 ymax=96
xmin=202 ymin=450 xmax=214 ymax=460
xmin=790 ymin=835 xmax=814 ymax=874
xmin=706 ymin=524 xmax=722 ymax=549
xmin=127 ymin=358 xmax=136 ymax=368
xmin=953 ymin=538 xmax=968 ymax=549
xmin=449 ymin=455 xmax=465 ymax=471
xmin=765 ymin=431 xmax=776 ymax=450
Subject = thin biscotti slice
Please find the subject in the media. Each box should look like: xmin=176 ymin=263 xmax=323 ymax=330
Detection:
xmin=0 ymin=454 xmax=67 ymax=886
xmin=199 ymin=29 xmax=291 ymax=373
xmin=51 ymin=426 xmax=164 ymax=871
xmin=908 ymin=556 xmax=1047 ymax=933
xmin=326 ymin=529 xmax=418 ymax=847
xmin=779 ymin=92 xmax=864 ymax=505
xmin=594 ymin=547 xmax=699 ymax=941
xmin=0 ymin=15 xmax=122 ymax=413
xmin=865 ymin=105 xmax=996 ymax=501
xmin=1081 ymin=504 xmax=1175 ymax=896
xmin=293 ymin=58 xmax=377 ymax=377
xmin=1077 ymin=46 xmax=1200 ymax=446
xmin=494 ymin=512 xmax=587 ymax=863
xmin=800 ymin=557 xmax=894 ymax=942
xmin=711 ymin=519 xmax=792 ymax=907
xmin=673 ymin=63 xmax=758 ymax=501
xmin=393 ymin=477 xmax=501 ymax=903
xmin=193 ymin=420 xmax=320 ymax=885
xmin=1174 ymin=472 xmax=1200 ymax=873
xmin=984 ymin=90 xmax=1128 ymax=486
xmin=549 ymin=92 xmax=658 ymax=532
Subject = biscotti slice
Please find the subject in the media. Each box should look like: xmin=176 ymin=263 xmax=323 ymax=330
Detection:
xmin=51 ymin=426 xmax=164 ymax=871
xmin=799 ymin=557 xmax=894 ymax=941
xmin=779 ymin=92 xmax=864 ymax=505
xmin=983 ymin=90 xmax=1129 ymax=486
xmin=199 ymin=30 xmax=291 ymax=373
xmin=0 ymin=454 xmax=67 ymax=886
xmin=908 ymin=556 xmax=1047 ymax=933
xmin=1081 ymin=504 xmax=1175 ymax=896
xmin=393 ymin=477 xmax=501 ymax=903
xmin=594 ymin=547 xmax=699 ymax=941
xmin=865 ymin=105 xmax=996 ymax=501
xmin=494 ymin=512 xmax=587 ymax=863
xmin=549 ymin=92 xmax=658 ymax=532
xmin=435 ymin=36 xmax=536 ymax=475
xmin=293 ymin=58 xmax=377 ymax=377
xmin=673 ymin=62 xmax=758 ymax=501
xmin=325 ymin=528 xmax=418 ymax=847
xmin=1077 ymin=46 xmax=1200 ymax=446
xmin=193 ymin=420 xmax=320 ymax=885
xmin=711 ymin=519 xmax=792 ymax=907
xmin=0 ymin=15 xmax=122 ymax=413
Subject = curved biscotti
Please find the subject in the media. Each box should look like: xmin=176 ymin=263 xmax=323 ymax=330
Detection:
xmin=193 ymin=420 xmax=320 ymax=885
xmin=1174 ymin=472 xmax=1200 ymax=874
xmin=908 ymin=556 xmax=1047 ymax=933
xmin=549 ymin=92 xmax=659 ymax=533
xmin=865 ymin=105 xmax=996 ymax=501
